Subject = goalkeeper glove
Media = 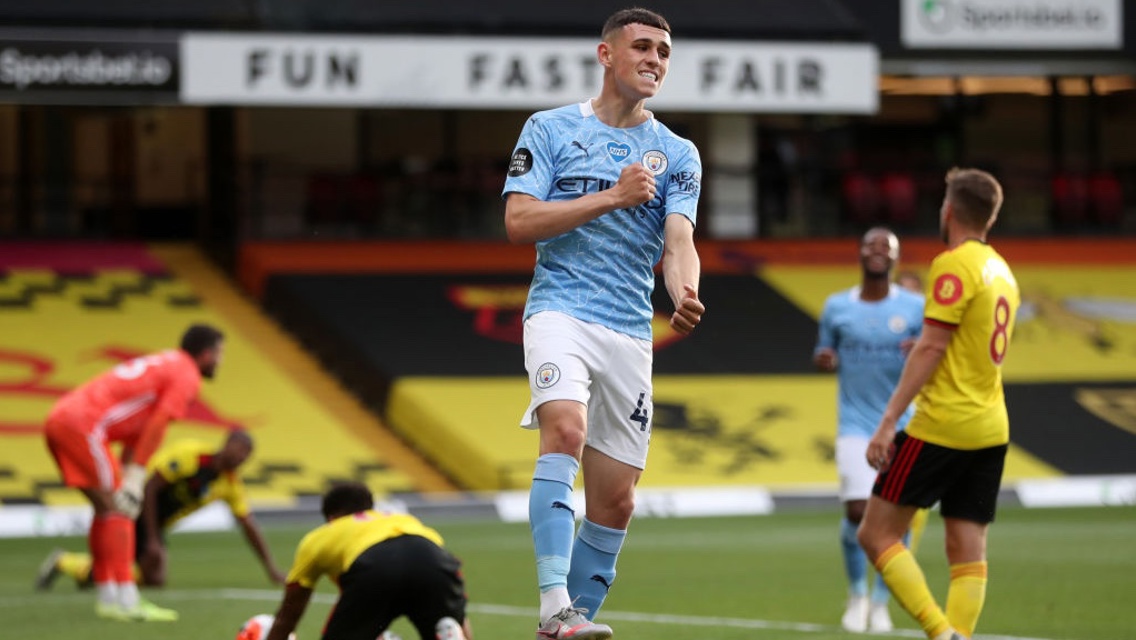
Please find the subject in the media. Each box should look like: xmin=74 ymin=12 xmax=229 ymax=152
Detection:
xmin=113 ymin=463 xmax=147 ymax=518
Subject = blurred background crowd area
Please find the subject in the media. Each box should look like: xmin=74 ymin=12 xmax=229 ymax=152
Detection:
xmin=0 ymin=0 xmax=1134 ymax=268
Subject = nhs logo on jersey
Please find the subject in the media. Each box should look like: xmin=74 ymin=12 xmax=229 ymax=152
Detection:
xmin=606 ymin=142 xmax=631 ymax=162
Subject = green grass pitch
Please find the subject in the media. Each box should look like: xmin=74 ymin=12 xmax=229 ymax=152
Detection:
xmin=2 ymin=505 xmax=1132 ymax=640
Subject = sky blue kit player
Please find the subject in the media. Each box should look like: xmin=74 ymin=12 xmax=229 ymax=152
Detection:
xmin=504 ymin=102 xmax=700 ymax=340
xmin=501 ymin=8 xmax=705 ymax=640
xmin=814 ymin=227 xmax=924 ymax=633
xmin=817 ymin=286 xmax=924 ymax=439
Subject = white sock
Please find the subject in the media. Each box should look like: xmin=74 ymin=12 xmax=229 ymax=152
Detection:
xmin=96 ymin=582 xmax=118 ymax=607
xmin=118 ymin=582 xmax=140 ymax=610
xmin=539 ymin=586 xmax=572 ymax=623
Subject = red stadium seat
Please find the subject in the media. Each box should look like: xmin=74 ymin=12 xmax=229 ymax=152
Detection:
xmin=1051 ymin=171 xmax=1089 ymax=227
xmin=1088 ymin=172 xmax=1124 ymax=226
xmin=879 ymin=172 xmax=918 ymax=225
xmin=842 ymin=171 xmax=880 ymax=225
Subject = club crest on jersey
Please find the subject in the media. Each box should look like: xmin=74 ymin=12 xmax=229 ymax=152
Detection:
xmin=606 ymin=142 xmax=632 ymax=162
xmin=888 ymin=315 xmax=908 ymax=333
xmin=535 ymin=362 xmax=561 ymax=389
xmin=642 ymin=150 xmax=668 ymax=175
xmin=933 ymin=273 xmax=963 ymax=305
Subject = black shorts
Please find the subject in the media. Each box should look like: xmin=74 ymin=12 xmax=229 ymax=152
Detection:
xmin=872 ymin=431 xmax=1008 ymax=524
xmin=322 ymin=534 xmax=467 ymax=640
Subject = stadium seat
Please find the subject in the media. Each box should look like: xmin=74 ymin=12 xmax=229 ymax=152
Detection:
xmin=305 ymin=174 xmax=345 ymax=226
xmin=1088 ymin=172 xmax=1124 ymax=226
xmin=347 ymin=174 xmax=383 ymax=228
xmin=841 ymin=171 xmax=880 ymax=226
xmin=1051 ymin=171 xmax=1089 ymax=229
xmin=879 ymin=171 xmax=918 ymax=226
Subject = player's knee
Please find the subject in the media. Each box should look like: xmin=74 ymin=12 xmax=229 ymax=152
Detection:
xmin=856 ymin=522 xmax=884 ymax=556
xmin=588 ymin=491 xmax=635 ymax=529
xmin=944 ymin=529 xmax=986 ymax=563
xmin=610 ymin=491 xmax=635 ymax=519
xmin=855 ymin=524 xmax=870 ymax=549
xmin=542 ymin=422 xmax=587 ymax=455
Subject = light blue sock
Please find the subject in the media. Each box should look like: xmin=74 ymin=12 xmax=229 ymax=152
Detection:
xmin=841 ymin=518 xmax=868 ymax=597
xmin=530 ymin=454 xmax=579 ymax=593
xmin=567 ymin=518 xmax=626 ymax=617
xmin=870 ymin=527 xmax=911 ymax=604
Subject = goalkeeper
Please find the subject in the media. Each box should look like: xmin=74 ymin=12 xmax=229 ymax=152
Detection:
xmin=37 ymin=430 xmax=285 ymax=591
xmin=40 ymin=324 xmax=224 ymax=622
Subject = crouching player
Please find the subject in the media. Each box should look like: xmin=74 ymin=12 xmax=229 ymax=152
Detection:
xmin=37 ymin=429 xmax=285 ymax=590
xmin=265 ymin=482 xmax=473 ymax=640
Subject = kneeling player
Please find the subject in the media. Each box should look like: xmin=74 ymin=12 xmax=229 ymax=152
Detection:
xmin=37 ymin=430 xmax=284 ymax=590
xmin=265 ymin=482 xmax=473 ymax=640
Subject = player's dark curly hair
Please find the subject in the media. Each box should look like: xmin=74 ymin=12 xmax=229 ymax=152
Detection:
xmin=321 ymin=482 xmax=375 ymax=520
xmin=179 ymin=323 xmax=224 ymax=356
xmin=602 ymin=7 xmax=671 ymax=39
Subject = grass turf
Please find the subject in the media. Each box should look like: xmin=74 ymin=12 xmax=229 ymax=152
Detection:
xmin=1 ymin=505 xmax=1132 ymax=640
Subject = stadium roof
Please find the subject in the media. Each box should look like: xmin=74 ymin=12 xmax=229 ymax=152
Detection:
xmin=0 ymin=0 xmax=868 ymax=41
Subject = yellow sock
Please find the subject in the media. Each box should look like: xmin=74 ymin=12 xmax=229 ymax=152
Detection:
xmin=908 ymin=508 xmax=930 ymax=554
xmin=946 ymin=561 xmax=988 ymax=638
xmin=876 ymin=542 xmax=951 ymax=639
xmin=57 ymin=552 xmax=92 ymax=583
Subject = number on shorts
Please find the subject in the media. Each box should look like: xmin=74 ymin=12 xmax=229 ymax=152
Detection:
xmin=629 ymin=392 xmax=649 ymax=432
xmin=989 ymin=295 xmax=1010 ymax=364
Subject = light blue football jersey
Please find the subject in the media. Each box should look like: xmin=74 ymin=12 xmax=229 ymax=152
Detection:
xmin=815 ymin=285 xmax=925 ymax=437
xmin=502 ymin=101 xmax=701 ymax=341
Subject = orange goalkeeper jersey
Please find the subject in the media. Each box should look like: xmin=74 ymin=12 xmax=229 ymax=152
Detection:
xmin=48 ymin=349 xmax=202 ymax=445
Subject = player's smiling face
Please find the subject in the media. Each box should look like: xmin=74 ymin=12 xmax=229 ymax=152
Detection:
xmin=604 ymin=23 xmax=671 ymax=99
xmin=860 ymin=230 xmax=899 ymax=277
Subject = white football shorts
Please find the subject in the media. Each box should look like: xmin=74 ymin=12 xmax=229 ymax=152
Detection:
xmin=836 ymin=434 xmax=878 ymax=502
xmin=521 ymin=310 xmax=653 ymax=469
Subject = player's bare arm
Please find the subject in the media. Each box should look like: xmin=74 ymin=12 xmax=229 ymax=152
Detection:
xmin=138 ymin=473 xmax=171 ymax=584
xmin=238 ymin=514 xmax=287 ymax=585
xmin=266 ymin=583 xmax=311 ymax=640
xmin=662 ymin=214 xmax=702 ymax=335
xmin=867 ymin=323 xmax=952 ymax=470
xmin=504 ymin=163 xmax=656 ymax=244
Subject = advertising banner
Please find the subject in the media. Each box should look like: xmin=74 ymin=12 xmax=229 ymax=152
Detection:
xmin=0 ymin=29 xmax=179 ymax=104
xmin=181 ymin=33 xmax=878 ymax=113
xmin=901 ymin=0 xmax=1123 ymax=49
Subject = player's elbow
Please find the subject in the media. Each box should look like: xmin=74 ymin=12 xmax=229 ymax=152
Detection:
xmin=504 ymin=194 xmax=544 ymax=244
xmin=504 ymin=220 xmax=529 ymax=244
xmin=504 ymin=210 xmax=535 ymax=244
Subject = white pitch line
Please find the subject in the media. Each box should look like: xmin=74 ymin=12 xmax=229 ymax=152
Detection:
xmin=0 ymin=589 xmax=1056 ymax=640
